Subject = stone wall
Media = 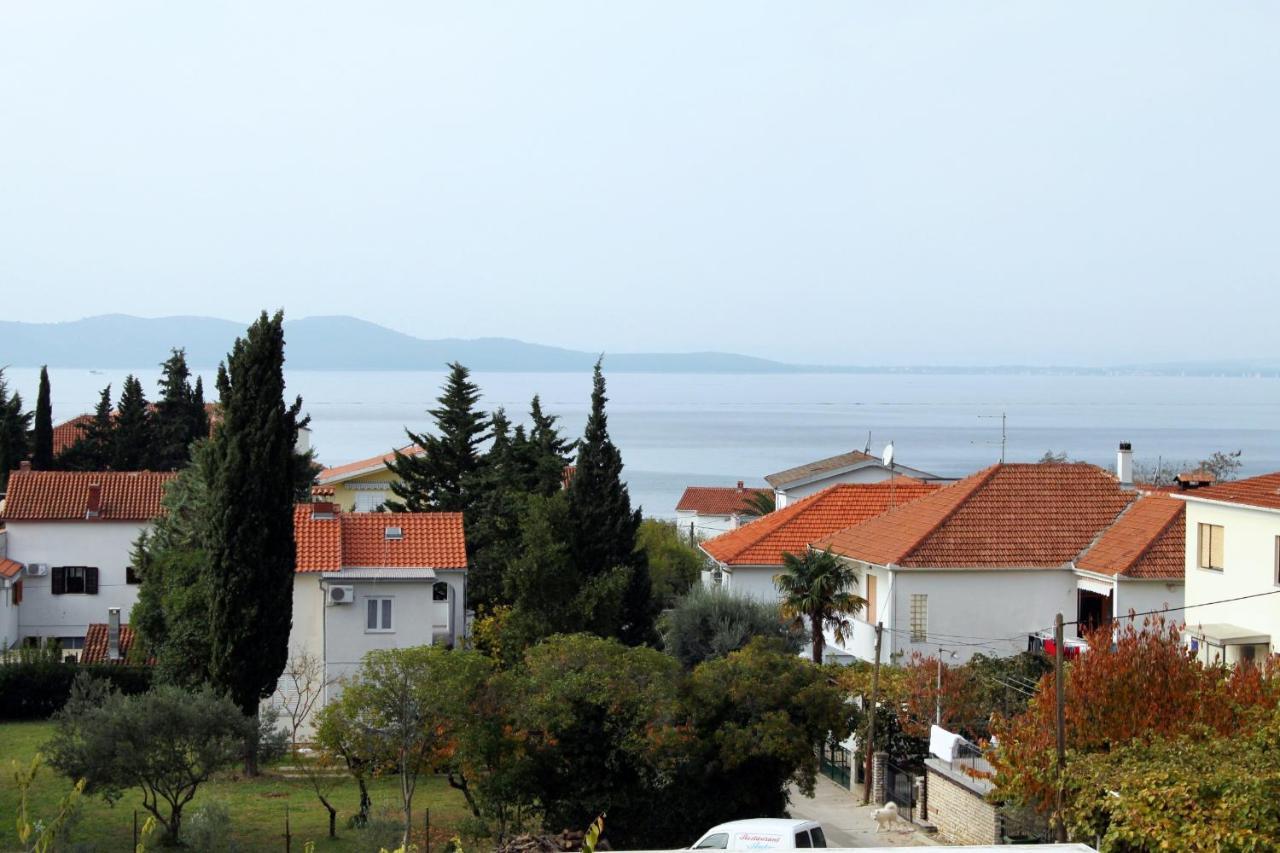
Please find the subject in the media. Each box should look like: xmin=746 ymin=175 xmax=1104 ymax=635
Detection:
xmin=925 ymin=762 xmax=1000 ymax=845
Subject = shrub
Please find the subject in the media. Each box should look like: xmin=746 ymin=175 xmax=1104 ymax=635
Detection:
xmin=0 ymin=646 xmax=152 ymax=720
xmin=183 ymin=802 xmax=241 ymax=852
xmin=661 ymin=585 xmax=802 ymax=668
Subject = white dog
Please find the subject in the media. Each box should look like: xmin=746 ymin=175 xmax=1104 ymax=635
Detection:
xmin=871 ymin=801 xmax=900 ymax=832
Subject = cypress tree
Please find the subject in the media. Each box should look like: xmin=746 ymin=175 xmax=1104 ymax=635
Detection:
xmin=111 ymin=375 xmax=152 ymax=470
xmin=32 ymin=366 xmax=54 ymax=470
xmin=205 ymin=311 xmax=303 ymax=773
xmin=0 ymin=370 xmax=32 ymax=490
xmin=386 ymin=362 xmax=489 ymax=513
xmin=566 ymin=360 xmax=655 ymax=645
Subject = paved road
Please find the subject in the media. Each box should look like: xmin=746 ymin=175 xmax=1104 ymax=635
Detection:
xmin=788 ymin=777 xmax=936 ymax=848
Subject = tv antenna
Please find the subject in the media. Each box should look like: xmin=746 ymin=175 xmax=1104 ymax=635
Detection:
xmin=973 ymin=412 xmax=1007 ymax=464
xmin=883 ymin=441 xmax=897 ymax=506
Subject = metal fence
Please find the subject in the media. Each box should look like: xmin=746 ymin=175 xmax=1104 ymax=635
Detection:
xmin=818 ymin=741 xmax=851 ymax=788
xmin=885 ymin=761 xmax=917 ymax=820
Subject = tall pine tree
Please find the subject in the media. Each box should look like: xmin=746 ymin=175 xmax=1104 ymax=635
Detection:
xmin=529 ymin=394 xmax=575 ymax=495
xmin=0 ymin=370 xmax=32 ymax=490
xmin=32 ymin=366 xmax=54 ymax=470
xmin=61 ymin=384 xmax=114 ymax=470
xmin=151 ymin=349 xmax=207 ymax=470
xmin=111 ymin=375 xmax=152 ymax=470
xmin=205 ymin=311 xmax=304 ymax=772
xmin=385 ymin=362 xmax=489 ymax=513
xmin=566 ymin=361 xmax=655 ymax=646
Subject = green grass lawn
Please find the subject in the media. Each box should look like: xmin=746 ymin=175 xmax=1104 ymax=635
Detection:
xmin=0 ymin=721 xmax=476 ymax=852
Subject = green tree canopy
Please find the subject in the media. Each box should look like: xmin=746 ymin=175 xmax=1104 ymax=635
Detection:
xmin=151 ymin=348 xmax=209 ymax=470
xmin=661 ymin=585 xmax=803 ymax=668
xmin=110 ymin=375 xmax=152 ymax=470
xmin=387 ymin=362 xmax=489 ymax=513
xmin=638 ymin=519 xmax=703 ymax=609
xmin=0 ymin=369 xmax=32 ymax=489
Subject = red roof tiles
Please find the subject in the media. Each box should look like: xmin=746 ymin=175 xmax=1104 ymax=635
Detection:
xmin=294 ymin=504 xmax=467 ymax=572
xmin=318 ymin=445 xmax=423 ymax=484
xmin=51 ymin=415 xmax=94 ymax=455
xmin=819 ymin=463 xmax=1136 ymax=569
xmin=81 ymin=623 xmax=147 ymax=665
xmin=1180 ymin=471 xmax=1280 ymax=512
xmin=1 ymin=471 xmax=176 ymax=522
xmin=676 ymin=484 xmax=770 ymax=516
xmin=1077 ymin=494 xmax=1185 ymax=579
xmin=703 ymin=480 xmax=939 ymax=567
xmin=0 ymin=558 xmax=22 ymax=579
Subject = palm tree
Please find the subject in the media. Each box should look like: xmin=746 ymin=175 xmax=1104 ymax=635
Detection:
xmin=775 ymin=549 xmax=865 ymax=664
xmin=740 ymin=489 xmax=776 ymax=518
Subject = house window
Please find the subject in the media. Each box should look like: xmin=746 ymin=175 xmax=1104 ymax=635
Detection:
xmin=432 ymin=581 xmax=449 ymax=602
xmin=52 ymin=566 xmax=99 ymax=595
xmin=1197 ymin=523 xmax=1225 ymax=571
xmin=354 ymin=490 xmax=388 ymax=512
xmin=366 ymin=597 xmax=393 ymax=632
xmin=910 ymin=594 xmax=928 ymax=642
xmin=126 ymin=565 xmax=142 ymax=585
xmin=865 ymin=575 xmax=877 ymax=625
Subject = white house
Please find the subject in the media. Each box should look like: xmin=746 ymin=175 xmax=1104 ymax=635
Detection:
xmin=675 ymin=481 xmax=771 ymax=541
xmin=0 ymin=468 xmax=177 ymax=655
xmin=765 ymin=449 xmax=946 ymax=509
xmin=700 ymin=479 xmax=939 ymax=601
xmin=290 ymin=501 xmax=469 ymax=694
xmin=814 ymin=460 xmax=1180 ymax=664
xmin=1176 ymin=471 xmax=1280 ymax=666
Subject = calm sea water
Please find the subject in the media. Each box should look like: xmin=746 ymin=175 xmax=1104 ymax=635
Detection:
xmin=8 ymin=368 xmax=1279 ymax=519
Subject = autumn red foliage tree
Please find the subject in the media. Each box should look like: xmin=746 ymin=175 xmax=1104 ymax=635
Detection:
xmin=991 ymin=616 xmax=1280 ymax=818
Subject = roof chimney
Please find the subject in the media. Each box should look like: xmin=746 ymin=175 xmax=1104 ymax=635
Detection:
xmin=311 ymin=502 xmax=338 ymax=519
xmin=107 ymin=607 xmax=121 ymax=661
xmin=86 ymin=483 xmax=102 ymax=519
xmin=1116 ymin=442 xmax=1133 ymax=488
xmin=18 ymin=460 xmax=30 ymax=472
xmin=736 ymin=480 xmax=744 ymax=492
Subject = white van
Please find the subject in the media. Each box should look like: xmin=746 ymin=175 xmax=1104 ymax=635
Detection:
xmin=691 ymin=819 xmax=827 ymax=850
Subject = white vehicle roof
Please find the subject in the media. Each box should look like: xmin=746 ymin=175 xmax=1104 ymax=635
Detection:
xmin=702 ymin=820 xmax=819 ymax=835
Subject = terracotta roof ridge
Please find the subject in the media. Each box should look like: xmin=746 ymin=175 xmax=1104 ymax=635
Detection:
xmin=889 ymin=465 xmax=1001 ymax=564
xmin=702 ymin=485 xmax=830 ymax=564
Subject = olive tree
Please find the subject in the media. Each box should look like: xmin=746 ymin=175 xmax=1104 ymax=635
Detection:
xmin=45 ymin=675 xmax=253 ymax=845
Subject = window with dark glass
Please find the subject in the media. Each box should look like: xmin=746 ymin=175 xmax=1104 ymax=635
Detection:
xmin=433 ymin=581 xmax=449 ymax=602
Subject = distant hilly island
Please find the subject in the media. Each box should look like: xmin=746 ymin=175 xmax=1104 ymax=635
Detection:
xmin=1 ymin=315 xmax=1278 ymax=376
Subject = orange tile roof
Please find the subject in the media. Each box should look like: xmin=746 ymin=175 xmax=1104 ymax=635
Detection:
xmin=0 ymin=558 xmax=22 ymax=579
xmin=51 ymin=415 xmax=94 ymax=455
xmin=818 ymin=463 xmax=1136 ymax=569
xmin=294 ymin=504 xmax=467 ymax=572
xmin=1077 ymin=494 xmax=1185 ymax=579
xmin=1 ymin=471 xmax=176 ymax=522
xmin=318 ymin=444 xmax=423 ymax=484
xmin=765 ymin=450 xmax=878 ymax=489
xmin=702 ymin=479 xmax=939 ymax=567
xmin=1180 ymin=471 xmax=1280 ymax=512
xmin=676 ymin=484 xmax=770 ymax=516
xmin=81 ymin=623 xmax=149 ymax=665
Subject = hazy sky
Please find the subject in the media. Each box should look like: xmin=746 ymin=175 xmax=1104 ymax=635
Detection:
xmin=2 ymin=3 xmax=1277 ymax=366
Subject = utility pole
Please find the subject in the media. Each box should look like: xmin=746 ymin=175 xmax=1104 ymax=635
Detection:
xmin=936 ymin=647 xmax=944 ymax=726
xmin=1054 ymin=612 xmax=1067 ymax=842
xmin=863 ymin=621 xmax=884 ymax=805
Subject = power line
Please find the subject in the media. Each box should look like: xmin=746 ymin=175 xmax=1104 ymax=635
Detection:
xmin=1061 ymin=588 xmax=1280 ymax=629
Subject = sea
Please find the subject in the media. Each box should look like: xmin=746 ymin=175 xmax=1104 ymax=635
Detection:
xmin=7 ymin=368 xmax=1279 ymax=520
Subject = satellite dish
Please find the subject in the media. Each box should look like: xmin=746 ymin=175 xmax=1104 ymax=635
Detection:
xmin=882 ymin=442 xmax=895 ymax=469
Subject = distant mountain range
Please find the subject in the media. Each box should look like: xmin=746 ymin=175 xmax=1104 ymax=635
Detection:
xmin=1 ymin=315 xmax=1278 ymax=376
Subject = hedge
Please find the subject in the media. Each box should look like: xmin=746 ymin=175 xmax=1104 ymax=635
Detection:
xmin=0 ymin=648 xmax=153 ymax=720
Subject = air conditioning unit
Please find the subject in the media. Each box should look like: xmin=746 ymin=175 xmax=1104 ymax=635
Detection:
xmin=24 ymin=563 xmax=48 ymax=578
xmin=326 ymin=585 xmax=355 ymax=606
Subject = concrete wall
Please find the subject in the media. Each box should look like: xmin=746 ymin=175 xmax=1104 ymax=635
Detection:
xmin=926 ymin=764 xmax=1001 ymax=845
xmin=723 ymin=565 xmax=781 ymax=601
xmin=775 ymin=467 xmax=892 ymax=508
xmin=1114 ymin=578 xmax=1183 ymax=624
xmin=888 ymin=569 xmax=1078 ymax=663
xmin=1183 ymin=499 xmax=1280 ymax=653
xmin=5 ymin=520 xmax=150 ymax=643
xmin=675 ymin=511 xmax=739 ymax=541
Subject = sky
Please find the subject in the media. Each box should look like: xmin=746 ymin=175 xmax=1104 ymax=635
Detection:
xmin=2 ymin=3 xmax=1277 ymax=367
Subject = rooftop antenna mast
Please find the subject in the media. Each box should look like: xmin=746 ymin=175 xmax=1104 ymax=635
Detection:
xmin=864 ymin=430 xmax=872 ymax=455
xmin=974 ymin=412 xmax=1007 ymax=464
xmin=883 ymin=441 xmax=896 ymax=507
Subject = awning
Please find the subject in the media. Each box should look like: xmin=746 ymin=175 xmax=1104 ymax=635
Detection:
xmin=1076 ymin=576 xmax=1114 ymax=596
xmin=321 ymin=568 xmax=438 ymax=580
xmin=1186 ymin=623 xmax=1270 ymax=646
